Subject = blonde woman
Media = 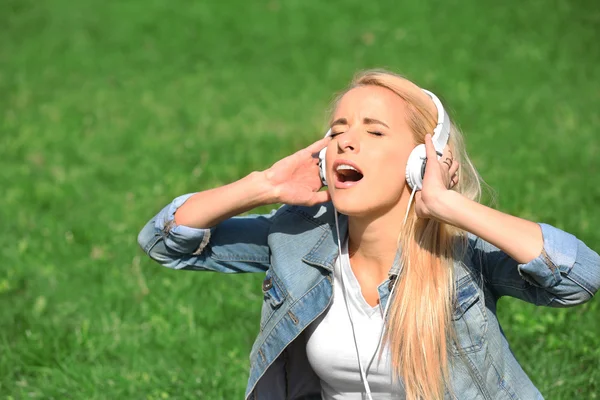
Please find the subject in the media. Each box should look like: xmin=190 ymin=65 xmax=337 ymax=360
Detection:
xmin=138 ymin=70 xmax=600 ymax=399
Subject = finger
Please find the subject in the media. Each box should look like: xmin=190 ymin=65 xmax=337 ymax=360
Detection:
xmin=439 ymin=145 xmax=453 ymax=165
xmin=305 ymin=136 xmax=332 ymax=155
xmin=450 ymin=174 xmax=459 ymax=187
xmin=442 ymin=145 xmax=453 ymax=159
xmin=424 ymin=134 xmax=438 ymax=161
xmin=309 ymin=189 xmax=331 ymax=205
xmin=449 ymin=159 xmax=459 ymax=176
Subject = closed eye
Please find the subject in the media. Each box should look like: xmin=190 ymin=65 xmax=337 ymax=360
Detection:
xmin=329 ymin=130 xmax=383 ymax=138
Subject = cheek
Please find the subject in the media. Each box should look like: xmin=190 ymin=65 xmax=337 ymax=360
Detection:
xmin=374 ymin=150 xmax=409 ymax=179
xmin=366 ymin=150 xmax=413 ymax=197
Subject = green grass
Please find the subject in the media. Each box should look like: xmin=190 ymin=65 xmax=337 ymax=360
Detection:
xmin=1 ymin=0 xmax=599 ymax=398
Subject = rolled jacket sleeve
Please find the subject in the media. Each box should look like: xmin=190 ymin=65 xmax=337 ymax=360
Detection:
xmin=138 ymin=193 xmax=280 ymax=273
xmin=153 ymin=193 xmax=212 ymax=256
xmin=137 ymin=194 xmax=210 ymax=257
xmin=471 ymin=223 xmax=600 ymax=307
xmin=517 ymin=224 xmax=578 ymax=289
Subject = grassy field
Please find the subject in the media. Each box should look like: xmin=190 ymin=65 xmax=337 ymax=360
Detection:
xmin=1 ymin=0 xmax=599 ymax=398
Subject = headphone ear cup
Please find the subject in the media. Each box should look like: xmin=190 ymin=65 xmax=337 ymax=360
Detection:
xmin=318 ymin=147 xmax=328 ymax=186
xmin=405 ymin=144 xmax=427 ymax=191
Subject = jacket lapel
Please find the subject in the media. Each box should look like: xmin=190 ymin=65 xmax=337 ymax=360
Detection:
xmin=301 ymin=211 xmax=347 ymax=272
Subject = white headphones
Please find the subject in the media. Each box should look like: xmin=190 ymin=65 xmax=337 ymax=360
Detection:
xmin=318 ymin=89 xmax=451 ymax=191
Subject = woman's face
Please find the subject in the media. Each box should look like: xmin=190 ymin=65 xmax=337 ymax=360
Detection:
xmin=325 ymin=85 xmax=416 ymax=217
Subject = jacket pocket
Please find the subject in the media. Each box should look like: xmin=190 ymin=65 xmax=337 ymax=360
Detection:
xmin=451 ymin=277 xmax=488 ymax=355
xmin=260 ymin=269 xmax=287 ymax=331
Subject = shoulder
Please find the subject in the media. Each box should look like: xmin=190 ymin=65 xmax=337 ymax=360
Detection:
xmin=452 ymin=232 xmax=486 ymax=282
xmin=451 ymin=232 xmax=480 ymax=259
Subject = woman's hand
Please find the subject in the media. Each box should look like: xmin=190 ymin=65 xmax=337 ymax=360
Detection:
xmin=263 ymin=136 xmax=332 ymax=206
xmin=414 ymin=134 xmax=459 ymax=220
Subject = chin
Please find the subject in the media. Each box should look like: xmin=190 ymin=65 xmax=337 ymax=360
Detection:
xmin=330 ymin=191 xmax=382 ymax=217
xmin=329 ymin=185 xmax=406 ymax=218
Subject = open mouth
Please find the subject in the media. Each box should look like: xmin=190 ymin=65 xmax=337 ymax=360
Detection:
xmin=335 ymin=163 xmax=364 ymax=183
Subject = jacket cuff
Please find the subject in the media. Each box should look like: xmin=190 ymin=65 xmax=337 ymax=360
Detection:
xmin=517 ymin=223 xmax=578 ymax=288
xmin=154 ymin=193 xmax=212 ymax=255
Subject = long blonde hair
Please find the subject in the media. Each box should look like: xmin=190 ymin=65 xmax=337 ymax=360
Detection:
xmin=336 ymin=70 xmax=484 ymax=399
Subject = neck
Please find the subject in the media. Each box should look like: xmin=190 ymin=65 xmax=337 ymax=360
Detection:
xmin=346 ymin=187 xmax=412 ymax=278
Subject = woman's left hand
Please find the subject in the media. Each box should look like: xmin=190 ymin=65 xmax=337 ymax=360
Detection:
xmin=414 ymin=134 xmax=459 ymax=220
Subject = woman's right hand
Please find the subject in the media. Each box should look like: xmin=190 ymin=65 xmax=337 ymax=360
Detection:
xmin=264 ymin=136 xmax=332 ymax=206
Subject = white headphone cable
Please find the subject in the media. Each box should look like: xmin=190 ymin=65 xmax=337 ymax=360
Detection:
xmin=334 ymin=211 xmax=374 ymax=399
xmin=364 ymin=268 xmax=400 ymax=381
xmin=333 ymin=209 xmax=406 ymax=400
xmin=403 ymin=186 xmax=418 ymax=226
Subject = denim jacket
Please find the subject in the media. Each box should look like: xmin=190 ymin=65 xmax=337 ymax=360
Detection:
xmin=138 ymin=193 xmax=600 ymax=400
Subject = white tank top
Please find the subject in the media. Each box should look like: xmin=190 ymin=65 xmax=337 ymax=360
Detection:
xmin=305 ymin=238 xmax=403 ymax=399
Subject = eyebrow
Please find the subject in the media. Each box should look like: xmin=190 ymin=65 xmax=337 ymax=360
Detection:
xmin=330 ymin=117 xmax=389 ymax=128
xmin=363 ymin=118 xmax=389 ymax=128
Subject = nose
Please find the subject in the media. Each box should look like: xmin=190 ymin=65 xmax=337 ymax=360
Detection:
xmin=337 ymin=130 xmax=360 ymax=153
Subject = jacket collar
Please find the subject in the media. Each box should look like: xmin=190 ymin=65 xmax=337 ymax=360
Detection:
xmin=389 ymin=247 xmax=403 ymax=276
xmin=301 ymin=209 xmax=347 ymax=272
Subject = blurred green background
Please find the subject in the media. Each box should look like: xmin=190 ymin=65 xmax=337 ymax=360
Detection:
xmin=2 ymin=0 xmax=599 ymax=398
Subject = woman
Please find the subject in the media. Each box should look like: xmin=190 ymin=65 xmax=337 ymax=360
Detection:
xmin=138 ymin=70 xmax=600 ymax=399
